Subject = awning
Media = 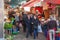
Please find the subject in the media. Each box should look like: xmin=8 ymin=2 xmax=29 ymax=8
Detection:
xmin=22 ymin=0 xmax=42 ymax=7
xmin=44 ymin=0 xmax=60 ymax=5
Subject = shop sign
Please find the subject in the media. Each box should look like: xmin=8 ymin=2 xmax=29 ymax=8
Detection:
xmin=24 ymin=7 xmax=30 ymax=12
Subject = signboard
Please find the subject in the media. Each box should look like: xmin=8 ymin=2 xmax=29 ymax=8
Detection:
xmin=24 ymin=7 xmax=30 ymax=12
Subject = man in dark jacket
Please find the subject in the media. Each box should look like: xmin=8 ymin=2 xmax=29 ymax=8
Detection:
xmin=30 ymin=14 xmax=34 ymax=36
xmin=33 ymin=15 xmax=39 ymax=39
xmin=40 ymin=18 xmax=48 ymax=37
xmin=22 ymin=12 xmax=27 ymax=32
xmin=26 ymin=14 xmax=31 ymax=38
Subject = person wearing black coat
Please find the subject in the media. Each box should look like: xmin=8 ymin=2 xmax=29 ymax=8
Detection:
xmin=32 ymin=15 xmax=39 ymax=39
xmin=26 ymin=14 xmax=31 ymax=38
xmin=22 ymin=12 xmax=27 ymax=32
xmin=30 ymin=14 xmax=34 ymax=36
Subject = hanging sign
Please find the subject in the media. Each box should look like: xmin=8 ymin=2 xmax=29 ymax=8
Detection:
xmin=24 ymin=7 xmax=30 ymax=12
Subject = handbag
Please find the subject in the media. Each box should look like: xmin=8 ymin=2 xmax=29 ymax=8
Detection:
xmin=38 ymin=24 xmax=42 ymax=32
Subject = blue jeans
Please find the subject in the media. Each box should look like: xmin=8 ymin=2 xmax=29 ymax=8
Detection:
xmin=44 ymin=30 xmax=47 ymax=37
xmin=34 ymin=29 xmax=38 ymax=39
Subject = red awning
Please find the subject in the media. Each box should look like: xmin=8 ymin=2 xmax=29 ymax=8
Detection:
xmin=22 ymin=0 xmax=41 ymax=7
xmin=44 ymin=0 xmax=60 ymax=5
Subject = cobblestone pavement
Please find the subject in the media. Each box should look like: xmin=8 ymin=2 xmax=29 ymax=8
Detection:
xmin=13 ymin=31 xmax=46 ymax=40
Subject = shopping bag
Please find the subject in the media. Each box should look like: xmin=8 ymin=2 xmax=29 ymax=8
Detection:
xmin=38 ymin=24 xmax=42 ymax=32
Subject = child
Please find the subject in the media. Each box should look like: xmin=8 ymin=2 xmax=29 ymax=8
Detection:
xmin=15 ymin=21 xmax=20 ymax=32
xmin=12 ymin=25 xmax=18 ymax=35
xmin=4 ymin=18 xmax=13 ymax=35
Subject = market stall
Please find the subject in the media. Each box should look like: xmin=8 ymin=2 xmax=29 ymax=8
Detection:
xmin=21 ymin=0 xmax=43 ymax=14
xmin=43 ymin=0 xmax=60 ymax=40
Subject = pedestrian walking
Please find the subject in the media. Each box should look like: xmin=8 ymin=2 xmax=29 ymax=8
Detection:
xmin=22 ymin=12 xmax=27 ymax=32
xmin=30 ymin=14 xmax=34 ymax=36
xmin=47 ymin=18 xmax=57 ymax=40
xmin=41 ymin=17 xmax=48 ymax=37
xmin=26 ymin=14 xmax=31 ymax=38
xmin=33 ymin=15 xmax=39 ymax=39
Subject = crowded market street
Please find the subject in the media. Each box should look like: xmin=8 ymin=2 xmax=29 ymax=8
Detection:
xmin=4 ymin=0 xmax=60 ymax=40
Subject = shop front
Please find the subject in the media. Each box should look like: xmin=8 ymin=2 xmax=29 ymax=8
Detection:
xmin=21 ymin=0 xmax=43 ymax=14
xmin=44 ymin=0 xmax=60 ymax=18
xmin=21 ymin=0 xmax=43 ymax=19
xmin=43 ymin=0 xmax=60 ymax=40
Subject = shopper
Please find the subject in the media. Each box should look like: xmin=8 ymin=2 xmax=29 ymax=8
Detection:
xmin=15 ymin=13 xmax=20 ymax=22
xmin=33 ymin=15 xmax=39 ymax=39
xmin=4 ymin=18 xmax=13 ymax=35
xmin=22 ymin=11 xmax=27 ymax=32
xmin=47 ymin=18 xmax=57 ymax=40
xmin=26 ymin=14 xmax=31 ymax=38
xmin=15 ymin=21 xmax=20 ymax=32
xmin=30 ymin=14 xmax=34 ymax=36
xmin=41 ymin=17 xmax=48 ymax=37
xmin=12 ymin=25 xmax=18 ymax=35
